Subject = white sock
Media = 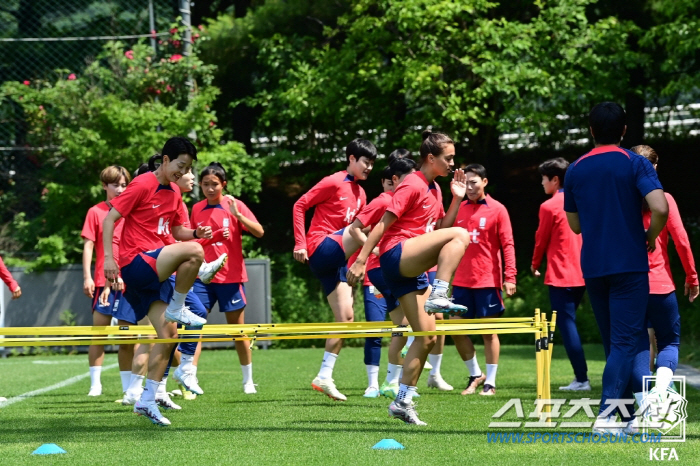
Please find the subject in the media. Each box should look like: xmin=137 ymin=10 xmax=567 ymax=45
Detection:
xmin=89 ymin=366 xmax=102 ymax=388
xmin=465 ymin=355 xmax=482 ymax=377
xmin=386 ymin=363 xmax=402 ymax=385
xmin=633 ymin=391 xmax=647 ymax=416
xmin=396 ymin=383 xmax=417 ymax=403
xmin=167 ymin=290 xmax=187 ymax=310
xmin=128 ymin=374 xmax=145 ymax=395
xmin=120 ymin=371 xmax=131 ymax=392
xmin=406 ymin=336 xmax=415 ymax=348
xmin=157 ymin=377 xmax=167 ymax=397
xmin=241 ymin=363 xmax=253 ymax=385
xmin=431 ymin=279 xmax=449 ymax=295
xmin=141 ymin=379 xmax=159 ymax=403
xmin=318 ymin=352 xmax=337 ymax=379
xmin=656 ymin=366 xmax=674 ymax=393
xmin=180 ymin=354 xmax=194 ymax=372
xmin=366 ymin=365 xmax=379 ymax=388
xmin=485 ymin=363 xmax=498 ymax=386
xmin=428 ymin=354 xmax=443 ymax=377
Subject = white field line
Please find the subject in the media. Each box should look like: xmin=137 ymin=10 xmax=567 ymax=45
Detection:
xmin=0 ymin=362 xmax=118 ymax=408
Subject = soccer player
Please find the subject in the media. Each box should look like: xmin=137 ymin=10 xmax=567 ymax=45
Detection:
xmin=0 ymin=255 xmax=21 ymax=299
xmin=531 ymin=157 xmax=590 ymax=391
xmin=293 ymin=139 xmax=377 ymax=401
xmin=190 ymin=162 xmax=264 ymax=395
xmin=631 ymin=145 xmax=698 ymax=394
xmin=564 ymin=103 xmax=668 ymax=434
xmin=347 ymin=130 xmax=469 ymax=425
xmin=103 ymin=136 xmax=212 ymax=426
xmin=451 ymin=164 xmax=516 ymax=396
xmin=81 ymin=165 xmax=131 ymax=397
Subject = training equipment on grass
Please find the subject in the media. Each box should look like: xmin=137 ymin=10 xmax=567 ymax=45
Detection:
xmin=31 ymin=443 xmax=66 ymax=455
xmin=0 ymin=309 xmax=555 ymax=402
xmin=372 ymin=439 xmax=405 ymax=450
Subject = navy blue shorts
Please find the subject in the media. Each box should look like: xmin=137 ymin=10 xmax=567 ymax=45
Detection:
xmin=113 ymin=290 xmax=138 ymax=324
xmin=452 ymin=286 xmax=504 ymax=318
xmin=92 ymin=287 xmax=120 ymax=317
xmin=379 ymin=242 xmax=429 ymax=299
xmin=192 ymin=278 xmax=247 ymax=312
xmin=308 ymin=229 xmax=348 ymax=296
xmin=121 ymin=248 xmax=165 ymax=322
xmin=160 ymin=275 xmax=208 ymax=320
xmin=363 ymin=285 xmax=387 ymax=322
xmin=367 ymin=267 xmax=400 ymax=313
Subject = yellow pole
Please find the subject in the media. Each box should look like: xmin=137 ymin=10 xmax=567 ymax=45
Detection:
xmin=548 ymin=311 xmax=558 ymax=368
xmin=534 ymin=308 xmax=542 ymax=417
xmin=541 ymin=313 xmax=552 ymax=425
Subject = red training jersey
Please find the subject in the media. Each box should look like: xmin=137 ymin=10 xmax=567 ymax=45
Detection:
xmin=109 ymin=172 xmax=187 ymax=267
xmin=355 ymin=191 xmax=394 ymax=286
xmin=191 ymin=196 xmax=259 ymax=283
xmin=531 ymin=190 xmax=585 ymax=287
xmin=380 ymin=171 xmax=444 ymax=255
xmin=452 ymin=195 xmax=516 ymax=289
xmin=81 ymin=201 xmax=125 ymax=286
xmin=644 ymin=192 xmax=698 ymax=294
xmin=293 ymin=171 xmax=367 ymax=257
xmin=0 ymin=255 xmax=18 ymax=292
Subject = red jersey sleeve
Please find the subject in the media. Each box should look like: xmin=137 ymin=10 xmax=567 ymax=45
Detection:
xmin=293 ymin=176 xmax=338 ymax=251
xmin=236 ymin=199 xmax=259 ymax=232
xmin=498 ymin=205 xmax=517 ymax=283
xmin=386 ymin=183 xmax=420 ymax=220
xmin=666 ymin=194 xmax=698 ymax=286
xmin=110 ymin=178 xmax=147 ymax=219
xmin=356 ymin=195 xmax=389 ymax=228
xmin=531 ymin=202 xmax=553 ymax=270
xmin=0 ymin=255 xmax=19 ymax=292
xmin=81 ymin=208 xmax=98 ymax=242
xmin=175 ymin=200 xmax=189 ymax=228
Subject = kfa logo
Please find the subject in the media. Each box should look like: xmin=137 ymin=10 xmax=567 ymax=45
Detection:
xmin=649 ymin=448 xmax=679 ymax=461
xmin=344 ymin=198 xmax=361 ymax=223
xmin=425 ymin=217 xmax=436 ymax=233
xmin=157 ymin=218 xmax=170 ymax=235
xmin=642 ymin=375 xmax=688 ymax=443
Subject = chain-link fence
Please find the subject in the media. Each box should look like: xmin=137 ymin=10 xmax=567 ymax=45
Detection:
xmin=0 ymin=0 xmax=178 ymax=258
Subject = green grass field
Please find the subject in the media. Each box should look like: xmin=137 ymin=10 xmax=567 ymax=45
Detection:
xmin=0 ymin=344 xmax=697 ymax=465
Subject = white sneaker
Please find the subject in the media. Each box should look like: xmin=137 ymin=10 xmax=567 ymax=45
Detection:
xmin=87 ymin=385 xmax=102 ymax=397
xmin=121 ymin=390 xmax=141 ymax=406
xmin=134 ymin=400 xmax=171 ymax=426
xmin=427 ymin=374 xmax=454 ymax=391
xmin=363 ymin=386 xmax=380 ymax=398
xmin=592 ymin=415 xmax=623 ymax=434
xmin=424 ymin=291 xmax=468 ymax=316
xmin=623 ymin=417 xmax=639 ymax=435
xmin=389 ymin=400 xmax=427 ymax=425
xmin=199 ymin=253 xmax=228 ymax=284
xmin=243 ymin=382 xmax=258 ymax=394
xmin=156 ymin=394 xmax=182 ymax=410
xmin=559 ymin=379 xmax=591 ymax=391
xmin=311 ymin=377 xmax=347 ymax=401
xmin=165 ymin=305 xmax=207 ymax=326
xmin=172 ymin=366 xmax=204 ymax=395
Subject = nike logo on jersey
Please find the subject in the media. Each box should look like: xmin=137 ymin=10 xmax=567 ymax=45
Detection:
xmin=489 ymin=303 xmax=499 ymax=308
xmin=197 ymin=222 xmax=203 ymax=226
xmin=232 ymin=299 xmax=242 ymax=304
xmin=457 ymin=220 xmax=464 ymax=224
xmin=423 ymin=205 xmax=431 ymax=209
xmin=340 ymin=197 xmax=348 ymax=201
xmin=152 ymin=204 xmax=160 ymax=209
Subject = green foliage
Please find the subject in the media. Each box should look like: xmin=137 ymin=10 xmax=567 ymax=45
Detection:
xmin=59 ymin=309 xmax=78 ymax=327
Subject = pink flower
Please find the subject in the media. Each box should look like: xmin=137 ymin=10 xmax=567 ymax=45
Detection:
xmin=209 ymin=121 xmax=215 ymax=127
xmin=172 ymin=40 xmax=181 ymax=48
xmin=156 ymin=89 xmax=161 ymax=95
xmin=158 ymin=40 xmax=163 ymax=45
xmin=170 ymin=27 xmax=178 ymax=34
xmin=170 ymin=54 xmax=183 ymax=62
xmin=39 ymin=105 xmax=44 ymax=110
xmin=166 ymin=85 xmax=173 ymax=92
xmin=144 ymin=68 xmax=149 ymax=74
xmin=150 ymin=29 xmax=156 ymax=37
xmin=198 ymin=24 xmax=204 ymax=31
xmin=68 ymin=73 xmax=76 ymax=80
xmin=125 ymin=50 xmax=134 ymax=60
xmin=23 ymin=80 xmax=30 ymax=85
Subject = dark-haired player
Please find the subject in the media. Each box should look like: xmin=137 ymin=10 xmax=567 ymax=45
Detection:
xmin=532 ymin=157 xmax=590 ymax=391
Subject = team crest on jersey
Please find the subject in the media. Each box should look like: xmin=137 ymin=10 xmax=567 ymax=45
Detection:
xmin=479 ymin=217 xmax=487 ymax=229
xmin=223 ymin=218 xmax=230 ymax=228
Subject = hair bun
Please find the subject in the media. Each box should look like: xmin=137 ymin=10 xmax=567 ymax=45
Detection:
xmin=421 ymin=129 xmax=433 ymax=141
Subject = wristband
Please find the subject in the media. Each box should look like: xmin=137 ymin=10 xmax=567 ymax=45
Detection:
xmin=193 ymin=229 xmax=199 ymax=239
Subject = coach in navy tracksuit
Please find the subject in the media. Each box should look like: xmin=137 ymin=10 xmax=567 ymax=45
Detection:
xmin=563 ymin=102 xmax=668 ymax=432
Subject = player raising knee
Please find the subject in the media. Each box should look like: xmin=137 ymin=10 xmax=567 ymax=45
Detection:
xmin=631 ymin=145 xmax=698 ymax=398
xmin=293 ymin=139 xmax=377 ymax=401
xmin=81 ymin=165 xmax=131 ymax=397
xmin=104 ymin=136 xmax=212 ymax=426
xmin=190 ymin=162 xmax=264 ymax=395
xmin=347 ymin=130 xmax=468 ymax=425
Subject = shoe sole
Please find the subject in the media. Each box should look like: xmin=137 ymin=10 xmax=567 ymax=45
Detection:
xmin=427 ymin=383 xmax=454 ymax=391
xmin=311 ymin=383 xmax=346 ymax=401
xmin=389 ymin=411 xmax=427 ymax=426
xmin=134 ymin=410 xmax=170 ymax=426
xmin=480 ymin=390 xmax=496 ymax=396
xmin=200 ymin=255 xmax=228 ymax=284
